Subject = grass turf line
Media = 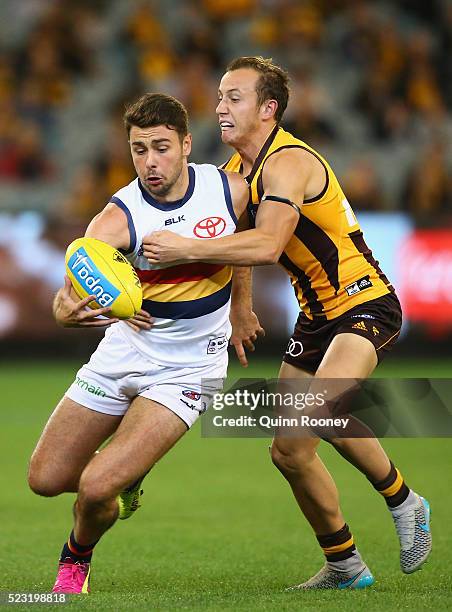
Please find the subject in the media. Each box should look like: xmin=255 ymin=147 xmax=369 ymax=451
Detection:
xmin=0 ymin=358 xmax=451 ymax=610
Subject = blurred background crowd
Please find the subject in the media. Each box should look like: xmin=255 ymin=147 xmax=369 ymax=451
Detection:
xmin=0 ymin=0 xmax=451 ymax=356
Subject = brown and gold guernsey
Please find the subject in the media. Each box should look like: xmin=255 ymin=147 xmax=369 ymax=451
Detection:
xmin=222 ymin=126 xmax=394 ymax=320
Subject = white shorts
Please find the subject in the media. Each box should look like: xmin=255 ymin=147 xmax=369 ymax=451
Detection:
xmin=65 ymin=329 xmax=228 ymax=428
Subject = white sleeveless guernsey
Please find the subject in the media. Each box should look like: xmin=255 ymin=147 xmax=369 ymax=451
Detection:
xmin=108 ymin=163 xmax=237 ymax=367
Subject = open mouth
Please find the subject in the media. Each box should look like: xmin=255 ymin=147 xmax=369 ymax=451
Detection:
xmin=219 ymin=121 xmax=234 ymax=131
xmin=146 ymin=176 xmax=163 ymax=186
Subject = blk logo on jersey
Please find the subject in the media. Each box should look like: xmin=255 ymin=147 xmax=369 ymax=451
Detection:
xmin=194 ymin=217 xmax=226 ymax=238
xmin=165 ymin=215 xmax=186 ymax=226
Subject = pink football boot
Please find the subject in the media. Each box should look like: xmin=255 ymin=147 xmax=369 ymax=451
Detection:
xmin=52 ymin=558 xmax=91 ymax=594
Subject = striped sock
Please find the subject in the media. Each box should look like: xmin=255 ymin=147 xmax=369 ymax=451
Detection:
xmin=60 ymin=530 xmax=98 ymax=563
xmin=317 ymin=523 xmax=356 ymax=563
xmin=371 ymin=460 xmax=410 ymax=508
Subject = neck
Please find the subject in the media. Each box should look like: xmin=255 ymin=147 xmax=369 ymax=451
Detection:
xmin=234 ymin=123 xmax=277 ymax=175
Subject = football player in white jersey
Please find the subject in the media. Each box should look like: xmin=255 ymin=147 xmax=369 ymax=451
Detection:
xmin=28 ymin=93 xmax=263 ymax=594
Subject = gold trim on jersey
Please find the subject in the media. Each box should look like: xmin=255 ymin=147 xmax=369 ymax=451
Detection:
xmin=141 ymin=266 xmax=232 ymax=302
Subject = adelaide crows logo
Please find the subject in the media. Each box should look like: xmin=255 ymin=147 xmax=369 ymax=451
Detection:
xmin=182 ymin=389 xmax=201 ymax=401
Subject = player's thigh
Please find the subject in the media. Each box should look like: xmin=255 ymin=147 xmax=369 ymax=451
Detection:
xmin=278 ymin=361 xmax=313 ymax=415
xmin=316 ymin=333 xmax=378 ymax=379
xmin=316 ymin=292 xmax=402 ymax=380
xmin=279 ymin=360 xmax=313 ymax=380
xmin=305 ymin=333 xmax=377 ymax=434
xmin=280 ymin=337 xmax=374 ymax=416
xmin=29 ymin=396 xmax=122 ymax=493
xmin=79 ymin=395 xmax=187 ymax=499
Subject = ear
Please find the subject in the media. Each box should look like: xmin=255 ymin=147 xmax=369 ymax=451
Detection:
xmin=182 ymin=133 xmax=192 ymax=157
xmin=261 ymin=99 xmax=278 ymax=121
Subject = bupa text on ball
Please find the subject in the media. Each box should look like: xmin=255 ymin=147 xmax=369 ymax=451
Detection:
xmin=68 ymin=248 xmax=120 ymax=307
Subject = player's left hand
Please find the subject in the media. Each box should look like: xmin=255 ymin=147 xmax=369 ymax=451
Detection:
xmin=53 ymin=275 xmax=119 ymax=327
xmin=143 ymin=231 xmax=191 ymax=264
xmin=229 ymin=309 xmax=265 ymax=367
xmin=124 ymin=309 xmax=154 ymax=332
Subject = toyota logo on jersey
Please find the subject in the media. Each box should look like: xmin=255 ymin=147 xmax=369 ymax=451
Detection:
xmin=193 ymin=216 xmax=226 ymax=238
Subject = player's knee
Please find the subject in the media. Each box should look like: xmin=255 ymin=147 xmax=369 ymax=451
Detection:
xmin=78 ymin=471 xmax=116 ymax=507
xmin=27 ymin=465 xmax=66 ymax=497
xmin=270 ymin=442 xmax=296 ymax=474
xmin=270 ymin=439 xmax=317 ymax=476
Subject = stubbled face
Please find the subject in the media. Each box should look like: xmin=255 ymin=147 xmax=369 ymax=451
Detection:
xmin=216 ymin=68 xmax=262 ymax=147
xmin=129 ymin=125 xmax=191 ymax=200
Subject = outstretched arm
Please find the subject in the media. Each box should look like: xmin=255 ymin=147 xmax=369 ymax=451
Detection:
xmin=143 ymin=148 xmax=314 ymax=266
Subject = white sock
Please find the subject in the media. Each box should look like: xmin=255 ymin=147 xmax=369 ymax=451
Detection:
xmin=389 ymin=489 xmax=418 ymax=516
xmin=328 ymin=549 xmax=364 ymax=574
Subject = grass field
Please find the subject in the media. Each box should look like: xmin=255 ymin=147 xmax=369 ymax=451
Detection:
xmin=1 ymin=358 xmax=451 ymax=610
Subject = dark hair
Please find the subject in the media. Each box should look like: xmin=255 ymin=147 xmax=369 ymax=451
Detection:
xmin=123 ymin=93 xmax=189 ymax=139
xmin=226 ymin=56 xmax=290 ymax=123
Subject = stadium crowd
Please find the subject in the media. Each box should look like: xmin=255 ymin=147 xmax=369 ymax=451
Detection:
xmin=0 ymin=0 xmax=450 ymax=220
xmin=0 ymin=0 xmax=107 ymax=183
xmin=0 ymin=0 xmax=451 ymax=345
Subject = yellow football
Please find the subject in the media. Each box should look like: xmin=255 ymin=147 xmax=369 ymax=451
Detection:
xmin=65 ymin=237 xmax=142 ymax=319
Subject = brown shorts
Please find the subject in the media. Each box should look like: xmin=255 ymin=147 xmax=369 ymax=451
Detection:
xmin=283 ymin=293 xmax=402 ymax=374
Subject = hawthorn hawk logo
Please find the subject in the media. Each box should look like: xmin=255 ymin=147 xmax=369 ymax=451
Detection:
xmin=193 ymin=216 xmax=226 ymax=238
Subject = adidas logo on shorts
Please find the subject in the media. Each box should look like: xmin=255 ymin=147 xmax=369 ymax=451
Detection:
xmin=352 ymin=321 xmax=368 ymax=331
